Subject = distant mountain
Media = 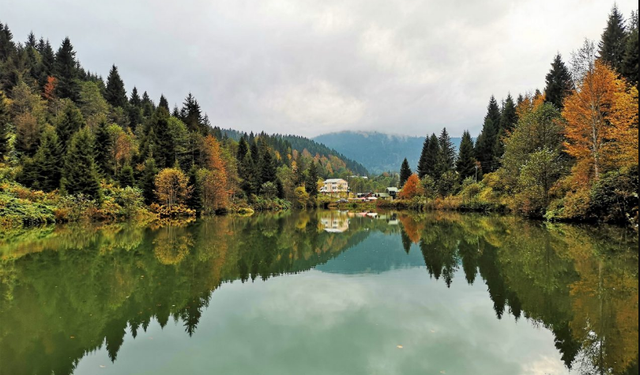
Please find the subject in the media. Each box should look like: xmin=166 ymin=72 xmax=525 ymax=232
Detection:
xmin=218 ymin=128 xmax=369 ymax=176
xmin=314 ymin=131 xmax=462 ymax=174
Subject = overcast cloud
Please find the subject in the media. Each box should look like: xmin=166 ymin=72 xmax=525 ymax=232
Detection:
xmin=1 ymin=0 xmax=636 ymax=137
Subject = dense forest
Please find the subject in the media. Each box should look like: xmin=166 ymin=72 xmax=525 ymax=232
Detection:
xmin=392 ymin=6 xmax=638 ymax=226
xmin=0 ymin=23 xmax=369 ymax=227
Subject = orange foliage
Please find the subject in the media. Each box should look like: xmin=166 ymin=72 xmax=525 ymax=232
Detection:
xmin=43 ymin=76 xmax=57 ymax=101
xmin=201 ymin=135 xmax=229 ymax=212
xmin=399 ymin=174 xmax=420 ymax=199
xmin=608 ymin=85 xmax=639 ymax=168
xmin=155 ymin=168 xmax=191 ymax=207
xmin=562 ymin=60 xmax=631 ymax=181
xmin=398 ymin=215 xmax=421 ymax=243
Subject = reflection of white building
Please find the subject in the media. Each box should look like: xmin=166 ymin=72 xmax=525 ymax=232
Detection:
xmin=320 ymin=216 xmax=350 ymax=233
xmin=320 ymin=179 xmax=349 ymax=194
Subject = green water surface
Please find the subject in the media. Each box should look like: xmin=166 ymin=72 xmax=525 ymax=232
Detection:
xmin=0 ymin=211 xmax=637 ymax=375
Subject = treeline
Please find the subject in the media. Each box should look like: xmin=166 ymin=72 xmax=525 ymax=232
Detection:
xmin=0 ymin=23 xmax=366 ymax=223
xmin=395 ymin=6 xmax=638 ymax=225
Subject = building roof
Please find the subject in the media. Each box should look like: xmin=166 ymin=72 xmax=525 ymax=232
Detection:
xmin=324 ymin=178 xmax=347 ymax=183
xmin=386 ymin=187 xmax=399 ymax=192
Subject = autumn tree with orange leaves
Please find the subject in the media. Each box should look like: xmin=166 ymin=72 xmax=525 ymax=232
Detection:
xmin=562 ymin=56 xmax=637 ymax=182
xmin=399 ymin=174 xmax=421 ymax=199
xmin=200 ymin=135 xmax=229 ymax=212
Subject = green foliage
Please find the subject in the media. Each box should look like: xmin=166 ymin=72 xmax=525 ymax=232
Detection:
xmin=437 ymin=170 xmax=459 ymax=197
xmin=588 ymin=165 xmax=638 ymax=225
xmin=544 ymin=54 xmax=573 ymax=110
xmin=598 ymin=4 xmax=628 ymax=74
xmin=105 ymin=65 xmax=127 ymax=108
xmin=436 ymin=128 xmax=455 ymax=177
xmin=55 ymin=100 xmax=85 ymax=151
xmin=61 ymin=127 xmax=102 ymax=201
xmin=499 ymin=94 xmax=518 ymax=132
xmin=17 ymin=126 xmax=62 ymax=192
xmin=140 ymin=157 xmax=158 ymax=205
xmin=621 ymin=11 xmax=638 ymax=84
xmin=456 ymin=131 xmax=476 ymax=181
xmin=305 ymin=162 xmax=319 ymax=196
xmin=54 ymin=37 xmax=79 ymax=100
xmin=399 ymin=158 xmax=412 ymax=188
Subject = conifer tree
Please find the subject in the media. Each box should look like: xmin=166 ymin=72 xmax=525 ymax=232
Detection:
xmin=399 ymin=158 xmax=412 ymax=188
xmin=499 ymin=94 xmax=518 ymax=132
xmin=417 ymin=136 xmax=430 ymax=179
xmin=598 ymin=5 xmax=627 ymax=73
xmin=105 ymin=65 xmax=127 ymax=108
xmin=140 ymin=157 xmax=158 ymax=204
xmin=118 ymin=164 xmax=135 ymax=187
xmin=424 ymin=133 xmax=440 ymax=178
xmin=544 ymin=54 xmax=574 ymax=110
xmin=158 ymin=95 xmax=169 ymax=111
xmin=56 ymin=100 xmax=85 ymax=152
xmin=437 ymin=128 xmax=455 ymax=176
xmin=54 ymin=37 xmax=79 ymax=100
xmin=128 ymin=87 xmax=143 ymax=130
xmin=38 ymin=40 xmax=55 ymax=88
xmin=0 ymin=90 xmax=9 ymax=160
xmin=186 ymin=164 xmax=203 ymax=213
xmin=456 ymin=130 xmax=476 ymax=181
xmin=305 ymin=162 xmax=319 ymax=196
xmin=180 ymin=93 xmax=202 ymax=132
xmin=94 ymin=119 xmax=114 ymax=177
xmin=61 ymin=127 xmax=101 ymax=200
xmin=20 ymin=127 xmax=62 ymax=192
xmin=621 ymin=11 xmax=639 ymax=84
xmin=475 ymin=96 xmax=501 ymax=173
xmin=260 ymin=149 xmax=277 ymax=186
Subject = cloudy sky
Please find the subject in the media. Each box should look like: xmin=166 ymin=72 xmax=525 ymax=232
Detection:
xmin=1 ymin=0 xmax=636 ymax=137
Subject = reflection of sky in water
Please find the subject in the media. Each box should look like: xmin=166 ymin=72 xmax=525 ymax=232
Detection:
xmin=75 ymin=236 xmax=569 ymax=375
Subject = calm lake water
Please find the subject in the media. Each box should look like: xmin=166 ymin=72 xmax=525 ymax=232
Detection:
xmin=0 ymin=211 xmax=637 ymax=375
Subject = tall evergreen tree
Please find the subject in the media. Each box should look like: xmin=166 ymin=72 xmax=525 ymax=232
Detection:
xmin=399 ymin=158 xmax=412 ymax=188
xmin=417 ymin=136 xmax=430 ymax=179
xmin=475 ymin=96 xmax=501 ymax=174
xmin=94 ymin=120 xmax=114 ymax=177
xmin=128 ymin=87 xmax=143 ymax=130
xmin=621 ymin=11 xmax=639 ymax=85
xmin=186 ymin=164 xmax=203 ymax=213
xmin=499 ymin=94 xmax=518 ymax=132
xmin=305 ymin=162 xmax=319 ymax=196
xmin=260 ymin=149 xmax=277 ymax=186
xmin=456 ymin=130 xmax=476 ymax=181
xmin=598 ymin=4 xmax=628 ymax=73
xmin=38 ymin=40 xmax=55 ymax=88
xmin=0 ymin=90 xmax=9 ymax=160
xmin=544 ymin=54 xmax=573 ymax=110
xmin=158 ymin=94 xmax=169 ymax=111
xmin=20 ymin=127 xmax=62 ymax=192
xmin=54 ymin=37 xmax=79 ymax=100
xmin=61 ymin=127 xmax=101 ymax=200
xmin=180 ymin=93 xmax=202 ymax=132
xmin=56 ymin=101 xmax=85 ymax=152
xmin=105 ymin=65 xmax=127 ymax=108
xmin=436 ymin=128 xmax=456 ymax=176
xmin=140 ymin=157 xmax=158 ymax=205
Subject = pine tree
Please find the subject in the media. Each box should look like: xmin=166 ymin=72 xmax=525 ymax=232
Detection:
xmin=61 ymin=127 xmax=101 ymax=200
xmin=417 ymin=136 xmax=430 ymax=178
xmin=475 ymin=96 xmax=502 ymax=174
xmin=598 ymin=5 xmax=628 ymax=73
xmin=499 ymin=94 xmax=518 ymax=132
xmin=54 ymin=37 xmax=79 ymax=100
xmin=621 ymin=11 xmax=639 ymax=85
xmin=0 ymin=90 xmax=9 ymax=160
xmin=56 ymin=100 xmax=85 ymax=152
xmin=118 ymin=164 xmax=135 ymax=187
xmin=456 ymin=130 xmax=476 ymax=181
xmin=305 ymin=162 xmax=319 ymax=196
xmin=180 ymin=93 xmax=203 ymax=133
xmin=544 ymin=54 xmax=573 ymax=110
xmin=399 ymin=158 xmax=412 ymax=188
xmin=128 ymin=87 xmax=143 ymax=130
xmin=260 ymin=149 xmax=277 ymax=186
xmin=21 ymin=127 xmax=63 ymax=192
xmin=94 ymin=119 xmax=114 ymax=177
xmin=105 ymin=65 xmax=127 ymax=108
xmin=158 ymin=95 xmax=169 ymax=111
xmin=186 ymin=164 xmax=203 ymax=213
xmin=38 ymin=40 xmax=55 ymax=88
xmin=140 ymin=157 xmax=158 ymax=204
xmin=437 ymin=128 xmax=455 ymax=176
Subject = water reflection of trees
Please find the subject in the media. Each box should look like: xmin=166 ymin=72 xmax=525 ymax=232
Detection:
xmin=0 ymin=213 xmax=373 ymax=375
xmin=399 ymin=212 xmax=638 ymax=375
xmin=0 ymin=212 xmax=636 ymax=375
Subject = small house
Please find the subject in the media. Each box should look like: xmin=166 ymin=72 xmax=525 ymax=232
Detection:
xmin=386 ymin=187 xmax=399 ymax=199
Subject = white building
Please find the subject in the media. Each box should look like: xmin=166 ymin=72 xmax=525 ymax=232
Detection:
xmin=320 ymin=178 xmax=349 ymax=194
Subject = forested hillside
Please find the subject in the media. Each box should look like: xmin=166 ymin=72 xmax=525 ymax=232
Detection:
xmin=0 ymin=23 xmax=361 ymax=227
xmin=389 ymin=6 xmax=638 ymax=225
xmin=219 ymin=128 xmax=368 ymax=176
xmin=314 ymin=131 xmax=462 ymax=174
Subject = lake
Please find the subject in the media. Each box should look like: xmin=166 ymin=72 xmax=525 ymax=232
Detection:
xmin=0 ymin=210 xmax=637 ymax=375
